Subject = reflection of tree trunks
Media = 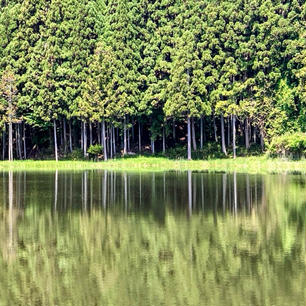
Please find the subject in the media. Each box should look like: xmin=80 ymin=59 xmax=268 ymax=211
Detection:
xmin=8 ymin=171 xmax=14 ymax=255
xmin=213 ymin=176 xmax=218 ymax=225
xmin=222 ymin=173 xmax=227 ymax=214
xmin=124 ymin=172 xmax=127 ymax=213
xmin=90 ymin=171 xmax=93 ymax=210
xmin=54 ymin=170 xmax=58 ymax=211
xmin=188 ymin=170 xmax=192 ymax=216
xmin=139 ymin=173 xmax=142 ymax=206
xmin=193 ymin=175 xmax=196 ymax=209
xmin=233 ymin=172 xmax=237 ymax=215
xmin=103 ymin=171 xmax=107 ymax=210
xmin=201 ymin=175 xmax=204 ymax=212
xmin=163 ymin=173 xmax=166 ymax=201
xmin=64 ymin=173 xmax=67 ymax=210
xmin=246 ymin=174 xmax=250 ymax=212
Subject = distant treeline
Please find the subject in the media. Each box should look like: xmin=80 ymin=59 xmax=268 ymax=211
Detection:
xmin=0 ymin=0 xmax=305 ymax=160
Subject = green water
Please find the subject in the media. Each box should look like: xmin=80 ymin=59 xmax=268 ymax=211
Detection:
xmin=0 ymin=171 xmax=305 ymax=306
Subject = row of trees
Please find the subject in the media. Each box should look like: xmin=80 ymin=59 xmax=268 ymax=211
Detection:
xmin=0 ymin=0 xmax=305 ymax=160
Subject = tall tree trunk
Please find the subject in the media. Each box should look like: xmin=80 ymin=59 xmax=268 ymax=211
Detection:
xmin=53 ymin=119 xmax=58 ymax=162
xmin=191 ymin=117 xmax=197 ymax=151
xmin=110 ymin=126 xmax=113 ymax=159
xmin=8 ymin=121 xmax=13 ymax=161
xmin=200 ymin=117 xmax=203 ymax=149
xmin=253 ymin=126 xmax=257 ymax=144
xmin=112 ymin=125 xmax=116 ymax=156
xmin=83 ymin=121 xmax=87 ymax=158
xmin=221 ymin=114 xmax=227 ymax=156
xmin=123 ymin=116 xmax=127 ymax=155
xmin=187 ymin=116 xmax=191 ymax=160
xmin=68 ymin=120 xmax=73 ymax=153
xmin=97 ymin=122 xmax=101 ymax=145
xmin=173 ymin=118 xmax=176 ymax=141
xmin=17 ymin=123 xmax=22 ymax=159
xmin=245 ymin=118 xmax=250 ymax=150
xmin=127 ymin=127 xmax=130 ymax=152
xmin=162 ymin=126 xmax=166 ymax=153
xmin=138 ymin=121 xmax=141 ymax=153
xmin=227 ymin=117 xmax=231 ymax=147
xmin=89 ymin=122 xmax=93 ymax=146
xmin=15 ymin=124 xmax=20 ymax=159
xmin=23 ymin=122 xmax=26 ymax=159
xmin=2 ymin=127 xmax=6 ymax=160
xmin=63 ymin=118 xmax=67 ymax=155
xmin=213 ymin=115 xmax=217 ymax=142
xmin=80 ymin=121 xmax=83 ymax=152
xmin=232 ymin=115 xmax=236 ymax=159
xmin=102 ymin=119 xmax=107 ymax=161
xmin=151 ymin=138 xmax=155 ymax=154
xmin=260 ymin=129 xmax=264 ymax=150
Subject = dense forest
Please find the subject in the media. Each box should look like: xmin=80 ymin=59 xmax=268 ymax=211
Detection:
xmin=0 ymin=0 xmax=305 ymax=161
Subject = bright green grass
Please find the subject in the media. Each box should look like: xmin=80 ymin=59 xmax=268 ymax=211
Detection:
xmin=0 ymin=155 xmax=305 ymax=174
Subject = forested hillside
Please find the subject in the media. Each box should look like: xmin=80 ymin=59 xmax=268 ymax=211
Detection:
xmin=0 ymin=0 xmax=305 ymax=160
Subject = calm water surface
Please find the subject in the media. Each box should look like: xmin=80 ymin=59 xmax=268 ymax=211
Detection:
xmin=0 ymin=170 xmax=305 ymax=306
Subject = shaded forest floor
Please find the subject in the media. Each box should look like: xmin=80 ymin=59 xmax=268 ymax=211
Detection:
xmin=0 ymin=156 xmax=305 ymax=174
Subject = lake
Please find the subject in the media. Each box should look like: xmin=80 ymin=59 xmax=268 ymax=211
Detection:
xmin=0 ymin=170 xmax=304 ymax=306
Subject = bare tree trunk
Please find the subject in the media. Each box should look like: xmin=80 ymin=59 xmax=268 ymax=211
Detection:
xmin=83 ymin=121 xmax=87 ymax=157
xmin=127 ymin=127 xmax=130 ymax=152
xmin=138 ymin=121 xmax=141 ymax=153
xmin=62 ymin=118 xmax=67 ymax=155
xmin=200 ymin=117 xmax=203 ymax=149
xmin=260 ymin=129 xmax=265 ymax=150
xmin=112 ymin=125 xmax=116 ymax=156
xmin=162 ymin=126 xmax=166 ymax=153
xmin=221 ymin=114 xmax=227 ymax=156
xmin=245 ymin=118 xmax=250 ymax=150
xmin=227 ymin=117 xmax=231 ymax=147
xmin=8 ymin=121 xmax=13 ymax=161
xmin=2 ymin=127 xmax=6 ymax=160
xmin=23 ymin=122 xmax=26 ymax=159
xmin=80 ymin=121 xmax=83 ymax=152
xmin=102 ymin=119 xmax=107 ymax=161
xmin=191 ymin=117 xmax=197 ymax=151
xmin=68 ymin=120 xmax=73 ymax=153
xmin=187 ymin=116 xmax=191 ymax=160
xmin=253 ymin=126 xmax=257 ymax=144
xmin=173 ymin=118 xmax=176 ymax=141
xmin=53 ymin=119 xmax=58 ymax=162
xmin=97 ymin=122 xmax=101 ymax=145
xmin=110 ymin=126 xmax=113 ymax=159
xmin=213 ymin=115 xmax=217 ymax=142
xmin=151 ymin=138 xmax=155 ymax=154
xmin=17 ymin=123 xmax=22 ymax=159
xmin=232 ymin=115 xmax=236 ymax=159
xmin=123 ymin=116 xmax=127 ymax=155
xmin=89 ymin=122 xmax=93 ymax=146
xmin=15 ymin=124 xmax=20 ymax=159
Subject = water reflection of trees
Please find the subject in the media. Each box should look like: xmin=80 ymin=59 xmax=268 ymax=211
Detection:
xmin=0 ymin=171 xmax=304 ymax=305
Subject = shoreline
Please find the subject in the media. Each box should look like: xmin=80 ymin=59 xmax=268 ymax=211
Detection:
xmin=0 ymin=156 xmax=305 ymax=174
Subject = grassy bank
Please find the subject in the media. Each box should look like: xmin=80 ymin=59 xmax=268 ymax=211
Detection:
xmin=0 ymin=156 xmax=305 ymax=174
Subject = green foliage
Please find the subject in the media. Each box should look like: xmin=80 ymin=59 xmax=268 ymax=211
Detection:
xmin=268 ymin=132 xmax=306 ymax=159
xmin=68 ymin=149 xmax=84 ymax=161
xmin=87 ymin=144 xmax=103 ymax=157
